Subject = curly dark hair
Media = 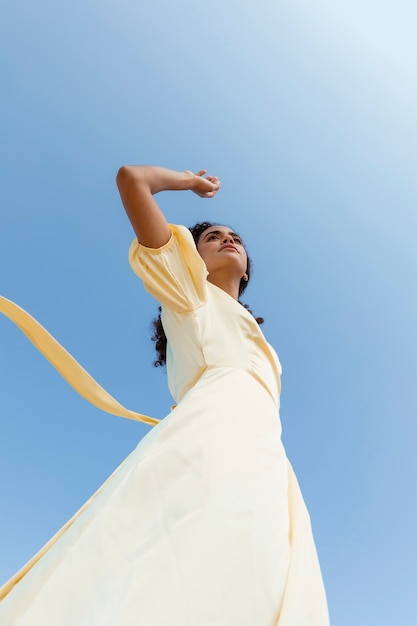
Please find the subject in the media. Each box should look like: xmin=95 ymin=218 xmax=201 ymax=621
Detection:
xmin=151 ymin=222 xmax=264 ymax=367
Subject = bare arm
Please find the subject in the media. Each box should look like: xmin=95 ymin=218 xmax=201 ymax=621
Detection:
xmin=116 ymin=165 xmax=220 ymax=248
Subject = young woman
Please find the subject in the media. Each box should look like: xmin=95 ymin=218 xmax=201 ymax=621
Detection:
xmin=0 ymin=166 xmax=329 ymax=625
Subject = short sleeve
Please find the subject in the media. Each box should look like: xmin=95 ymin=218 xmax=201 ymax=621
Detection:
xmin=128 ymin=224 xmax=208 ymax=312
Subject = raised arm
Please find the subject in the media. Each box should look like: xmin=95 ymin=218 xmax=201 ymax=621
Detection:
xmin=116 ymin=165 xmax=220 ymax=248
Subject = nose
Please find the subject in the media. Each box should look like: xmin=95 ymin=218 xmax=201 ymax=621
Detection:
xmin=222 ymin=234 xmax=234 ymax=243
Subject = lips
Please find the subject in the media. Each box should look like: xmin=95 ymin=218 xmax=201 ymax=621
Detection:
xmin=220 ymin=245 xmax=238 ymax=252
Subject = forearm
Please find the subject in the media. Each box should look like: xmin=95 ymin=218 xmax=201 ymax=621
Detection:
xmin=117 ymin=165 xmax=195 ymax=195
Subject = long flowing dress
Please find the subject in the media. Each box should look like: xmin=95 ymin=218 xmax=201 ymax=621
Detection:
xmin=0 ymin=224 xmax=329 ymax=625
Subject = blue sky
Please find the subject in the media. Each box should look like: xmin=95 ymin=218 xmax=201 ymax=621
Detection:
xmin=1 ymin=1 xmax=416 ymax=623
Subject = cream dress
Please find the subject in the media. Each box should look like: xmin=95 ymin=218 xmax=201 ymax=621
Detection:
xmin=0 ymin=225 xmax=329 ymax=626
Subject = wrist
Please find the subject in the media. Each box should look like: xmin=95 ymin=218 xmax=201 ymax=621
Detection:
xmin=181 ymin=170 xmax=197 ymax=192
xmin=145 ymin=167 xmax=194 ymax=194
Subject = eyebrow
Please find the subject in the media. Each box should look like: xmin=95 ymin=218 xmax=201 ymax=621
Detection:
xmin=203 ymin=229 xmax=242 ymax=240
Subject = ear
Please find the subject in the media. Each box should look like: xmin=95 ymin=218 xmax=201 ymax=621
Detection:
xmin=243 ymin=273 xmax=249 ymax=282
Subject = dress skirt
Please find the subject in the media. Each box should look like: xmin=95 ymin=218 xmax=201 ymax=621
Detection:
xmin=0 ymin=368 xmax=327 ymax=626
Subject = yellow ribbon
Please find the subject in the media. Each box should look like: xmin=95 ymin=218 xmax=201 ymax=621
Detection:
xmin=0 ymin=296 xmax=159 ymax=426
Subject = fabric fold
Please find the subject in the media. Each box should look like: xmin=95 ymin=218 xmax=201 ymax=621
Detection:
xmin=0 ymin=454 xmax=130 ymax=601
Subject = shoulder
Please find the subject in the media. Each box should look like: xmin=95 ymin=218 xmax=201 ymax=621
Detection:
xmin=129 ymin=224 xmax=208 ymax=312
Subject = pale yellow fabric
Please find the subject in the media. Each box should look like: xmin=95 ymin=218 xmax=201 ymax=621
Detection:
xmin=0 ymin=225 xmax=329 ymax=625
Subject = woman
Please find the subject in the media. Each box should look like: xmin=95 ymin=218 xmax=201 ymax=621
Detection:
xmin=0 ymin=165 xmax=329 ymax=625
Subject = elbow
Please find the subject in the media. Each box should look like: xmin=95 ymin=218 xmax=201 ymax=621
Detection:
xmin=116 ymin=165 xmax=149 ymax=195
xmin=116 ymin=165 xmax=134 ymax=189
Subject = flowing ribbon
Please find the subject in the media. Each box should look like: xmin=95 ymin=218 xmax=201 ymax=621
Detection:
xmin=0 ymin=296 xmax=159 ymax=426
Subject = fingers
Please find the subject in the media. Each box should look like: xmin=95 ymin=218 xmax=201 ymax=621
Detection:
xmin=195 ymin=170 xmax=220 ymax=186
xmin=200 ymin=185 xmax=220 ymax=198
xmin=191 ymin=170 xmax=221 ymax=198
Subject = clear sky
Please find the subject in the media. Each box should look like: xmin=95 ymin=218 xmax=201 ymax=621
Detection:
xmin=1 ymin=1 xmax=416 ymax=624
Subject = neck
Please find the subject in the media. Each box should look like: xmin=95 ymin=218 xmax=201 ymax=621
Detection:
xmin=207 ymin=271 xmax=241 ymax=300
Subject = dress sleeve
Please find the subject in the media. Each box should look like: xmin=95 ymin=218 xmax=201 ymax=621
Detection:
xmin=128 ymin=224 xmax=208 ymax=312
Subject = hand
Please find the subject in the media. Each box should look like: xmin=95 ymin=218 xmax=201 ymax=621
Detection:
xmin=185 ymin=169 xmax=221 ymax=198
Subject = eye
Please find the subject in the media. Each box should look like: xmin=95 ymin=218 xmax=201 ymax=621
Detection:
xmin=233 ymin=236 xmax=242 ymax=245
xmin=207 ymin=234 xmax=219 ymax=240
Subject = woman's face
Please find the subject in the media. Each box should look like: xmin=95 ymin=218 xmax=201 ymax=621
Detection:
xmin=196 ymin=224 xmax=248 ymax=278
